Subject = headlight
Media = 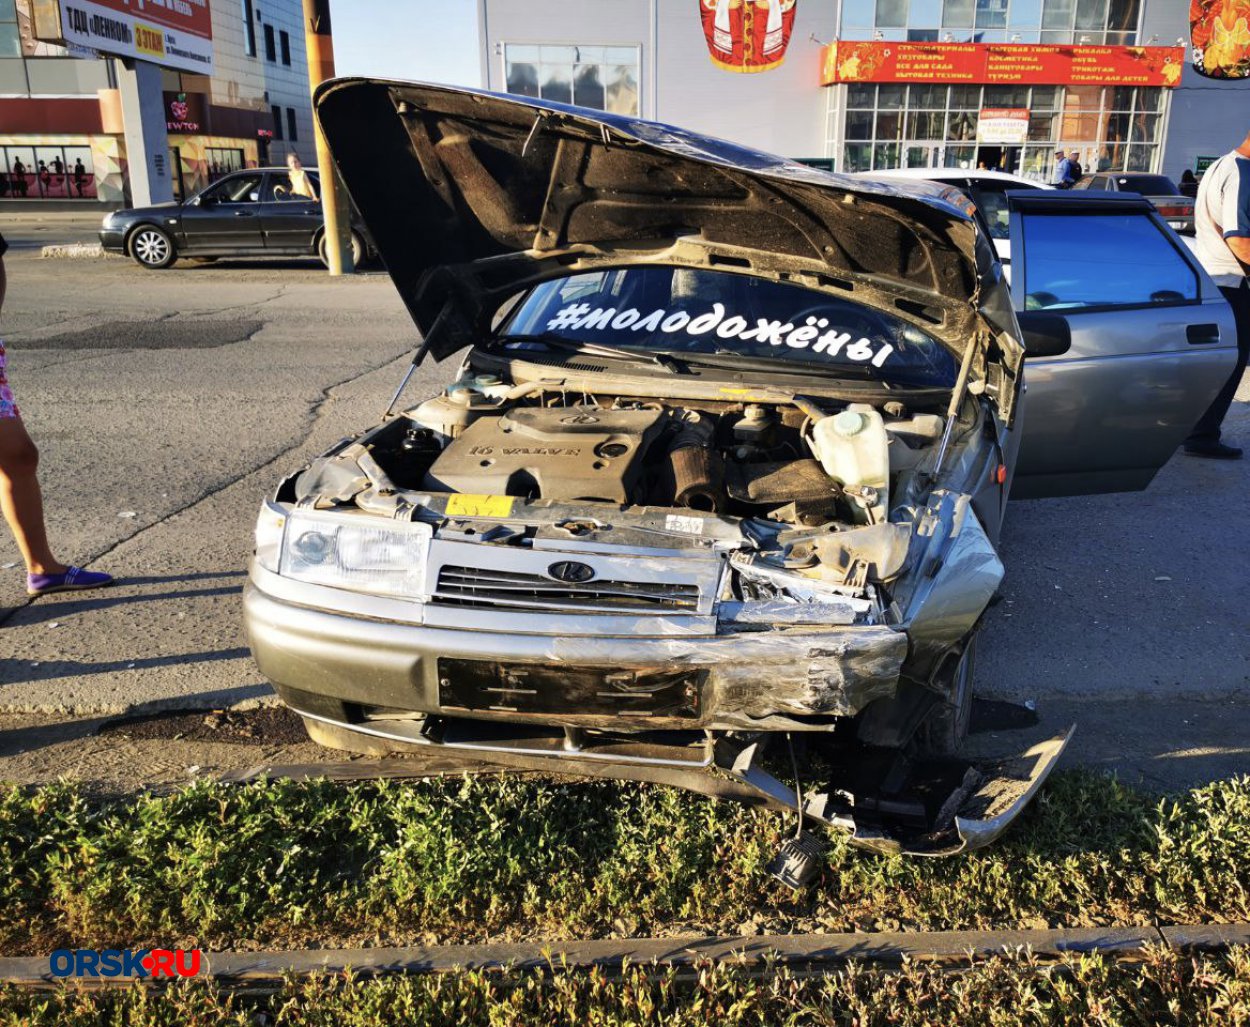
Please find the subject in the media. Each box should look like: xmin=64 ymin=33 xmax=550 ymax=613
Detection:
xmin=276 ymin=508 xmax=432 ymax=599
xmin=253 ymin=501 xmax=286 ymax=573
xmin=728 ymin=555 xmax=875 ymax=624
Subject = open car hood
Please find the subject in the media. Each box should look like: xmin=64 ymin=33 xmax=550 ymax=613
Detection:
xmin=315 ymin=79 xmax=1015 ymax=386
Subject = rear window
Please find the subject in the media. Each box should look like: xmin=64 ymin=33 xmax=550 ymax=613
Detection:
xmin=1113 ymin=175 xmax=1179 ymax=196
xmin=502 ymin=267 xmax=958 ymax=387
xmin=1020 ymin=213 xmax=1198 ymax=310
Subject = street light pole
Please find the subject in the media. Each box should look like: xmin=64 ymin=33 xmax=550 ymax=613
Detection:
xmin=302 ymin=0 xmax=354 ymax=275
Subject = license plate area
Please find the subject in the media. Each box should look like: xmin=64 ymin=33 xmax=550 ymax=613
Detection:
xmin=438 ymin=659 xmax=703 ymax=719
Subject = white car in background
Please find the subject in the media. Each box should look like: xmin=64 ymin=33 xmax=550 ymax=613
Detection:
xmin=855 ymin=169 xmax=1052 ymax=268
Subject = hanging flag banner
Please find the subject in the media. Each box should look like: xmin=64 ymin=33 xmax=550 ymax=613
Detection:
xmin=700 ymin=0 xmax=798 ymax=73
xmin=976 ymin=108 xmax=1030 ymax=144
xmin=819 ymin=41 xmax=1184 ymax=87
xmin=1190 ymin=0 xmax=1250 ymax=79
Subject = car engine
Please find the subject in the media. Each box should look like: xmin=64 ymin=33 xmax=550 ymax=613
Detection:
xmin=349 ymin=372 xmax=948 ymax=530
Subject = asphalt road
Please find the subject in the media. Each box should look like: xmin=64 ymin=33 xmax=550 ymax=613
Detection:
xmin=0 ymin=243 xmax=1246 ymax=790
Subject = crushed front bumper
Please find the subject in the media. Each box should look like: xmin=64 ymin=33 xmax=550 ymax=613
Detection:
xmin=244 ymin=564 xmax=908 ymax=733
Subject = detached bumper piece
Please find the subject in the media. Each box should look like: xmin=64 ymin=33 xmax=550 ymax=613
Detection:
xmin=290 ymin=694 xmax=1072 ymax=857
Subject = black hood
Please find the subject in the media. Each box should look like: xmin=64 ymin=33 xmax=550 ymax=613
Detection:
xmin=315 ymin=79 xmax=998 ymax=364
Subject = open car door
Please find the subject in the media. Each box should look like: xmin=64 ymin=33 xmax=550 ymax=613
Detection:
xmin=1006 ymin=191 xmax=1238 ymax=499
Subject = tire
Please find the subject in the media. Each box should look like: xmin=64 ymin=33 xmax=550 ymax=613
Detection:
xmin=129 ymin=225 xmax=177 ymax=269
xmin=318 ymin=229 xmax=364 ymax=270
xmin=916 ymin=639 xmax=976 ymax=757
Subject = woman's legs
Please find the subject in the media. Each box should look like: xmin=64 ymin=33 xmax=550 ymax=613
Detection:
xmin=0 ymin=415 xmax=67 ymax=576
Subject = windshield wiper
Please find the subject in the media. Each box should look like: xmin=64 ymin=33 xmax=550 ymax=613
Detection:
xmin=663 ymin=348 xmax=879 ymax=379
xmin=498 ymin=333 xmax=683 ymax=372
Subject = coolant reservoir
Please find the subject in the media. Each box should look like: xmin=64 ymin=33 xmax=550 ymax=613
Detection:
xmin=811 ymin=403 xmax=889 ymax=523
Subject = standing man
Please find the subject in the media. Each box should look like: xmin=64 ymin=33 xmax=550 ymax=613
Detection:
xmin=1186 ymin=129 xmax=1250 ymax=459
xmin=1068 ymin=149 xmax=1084 ymax=183
xmin=1050 ymin=149 xmax=1074 ymax=188
xmin=0 ymin=232 xmax=114 ymax=593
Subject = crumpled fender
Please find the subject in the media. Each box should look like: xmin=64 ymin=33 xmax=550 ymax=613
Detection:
xmin=893 ymin=490 xmax=1004 ymax=684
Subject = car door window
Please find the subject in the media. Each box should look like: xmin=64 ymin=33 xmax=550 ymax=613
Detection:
xmin=266 ymin=170 xmax=320 ymax=203
xmin=965 ymin=182 xmax=1015 ymax=240
xmin=1020 ymin=213 xmax=1198 ymax=311
xmin=201 ymin=174 xmax=263 ymax=204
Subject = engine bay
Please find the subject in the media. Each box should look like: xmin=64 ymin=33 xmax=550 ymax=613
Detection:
xmin=356 ymin=371 xmax=949 ymax=532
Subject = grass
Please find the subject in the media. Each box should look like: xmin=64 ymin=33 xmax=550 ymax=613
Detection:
xmin=1 ymin=947 xmax=1249 ymax=1026
xmin=0 ymin=771 xmax=1247 ymax=956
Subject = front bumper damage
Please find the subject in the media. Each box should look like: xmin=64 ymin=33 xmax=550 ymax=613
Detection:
xmin=246 ymin=566 xmax=1071 ymax=856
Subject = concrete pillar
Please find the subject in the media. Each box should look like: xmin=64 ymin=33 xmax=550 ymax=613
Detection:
xmin=116 ymin=58 xmax=174 ymax=206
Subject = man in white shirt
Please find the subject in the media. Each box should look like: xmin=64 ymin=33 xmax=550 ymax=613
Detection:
xmin=1187 ymin=130 xmax=1250 ymax=459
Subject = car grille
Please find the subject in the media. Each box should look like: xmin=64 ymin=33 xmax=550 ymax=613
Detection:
xmin=433 ymin=565 xmax=701 ymax=613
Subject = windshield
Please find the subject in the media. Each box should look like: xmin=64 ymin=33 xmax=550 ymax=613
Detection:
xmin=1115 ymin=175 xmax=1179 ymax=196
xmin=501 ymin=268 xmax=957 ymax=387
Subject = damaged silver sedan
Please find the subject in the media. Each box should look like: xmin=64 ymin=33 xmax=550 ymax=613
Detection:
xmin=244 ymin=80 xmax=1237 ymax=864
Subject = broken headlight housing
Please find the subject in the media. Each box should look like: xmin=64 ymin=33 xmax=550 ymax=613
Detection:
xmin=273 ymin=508 xmax=432 ymax=599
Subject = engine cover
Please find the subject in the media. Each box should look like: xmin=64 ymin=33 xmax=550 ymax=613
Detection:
xmin=423 ymin=405 xmax=668 ymax=502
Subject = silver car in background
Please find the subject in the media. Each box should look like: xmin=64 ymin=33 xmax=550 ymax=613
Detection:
xmin=244 ymin=81 xmax=1236 ymax=859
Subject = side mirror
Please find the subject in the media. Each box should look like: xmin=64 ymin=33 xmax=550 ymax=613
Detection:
xmin=1015 ymin=311 xmax=1072 ymax=358
xmin=197 ymin=195 xmax=216 ymax=206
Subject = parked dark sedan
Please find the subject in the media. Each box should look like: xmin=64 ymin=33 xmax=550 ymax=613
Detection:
xmin=1073 ymin=172 xmax=1195 ymax=233
xmin=99 ymin=166 xmax=374 ymax=269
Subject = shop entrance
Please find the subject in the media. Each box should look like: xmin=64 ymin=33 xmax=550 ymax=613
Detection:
xmin=975 ymin=146 xmax=1021 ymax=173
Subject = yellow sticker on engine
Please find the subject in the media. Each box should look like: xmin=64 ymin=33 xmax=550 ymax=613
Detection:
xmin=445 ymin=494 xmax=515 ymax=518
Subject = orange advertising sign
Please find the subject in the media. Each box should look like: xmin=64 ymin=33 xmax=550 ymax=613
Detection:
xmin=819 ymin=41 xmax=1185 ymax=88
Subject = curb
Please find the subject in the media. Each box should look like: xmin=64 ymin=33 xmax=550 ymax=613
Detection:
xmin=39 ymin=243 xmax=111 ymax=259
xmin=1 ymin=924 xmax=1247 ymax=989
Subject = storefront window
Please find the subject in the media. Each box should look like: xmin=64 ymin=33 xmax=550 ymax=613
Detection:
xmin=843 ymin=143 xmax=873 ymax=172
xmin=943 ymin=0 xmax=975 ymax=27
xmin=504 ymin=43 xmax=640 ymax=116
xmin=846 ymin=110 xmax=874 ymax=139
xmin=848 ymin=83 xmax=877 ymax=108
xmin=877 ymin=0 xmax=908 ymax=27
xmin=976 ymin=0 xmax=1008 ymax=28
xmin=834 ymin=79 xmax=1164 ymax=178
xmin=1 ymin=144 xmax=95 ymax=199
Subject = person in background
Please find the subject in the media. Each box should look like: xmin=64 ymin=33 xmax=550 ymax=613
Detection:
xmin=1050 ymin=149 xmax=1074 ymax=188
xmin=286 ymin=152 xmax=318 ymax=202
xmin=11 ymin=158 xmax=26 ymax=197
xmin=1068 ymin=150 xmax=1084 ymax=183
xmin=72 ymin=158 xmax=87 ymax=197
xmin=1186 ymin=128 xmax=1250 ymax=459
xmin=0 ymin=232 xmax=114 ymax=593
xmin=1179 ymin=168 xmax=1199 ymax=198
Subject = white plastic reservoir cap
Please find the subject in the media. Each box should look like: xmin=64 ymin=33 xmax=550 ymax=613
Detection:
xmin=833 ymin=410 xmax=867 ymax=437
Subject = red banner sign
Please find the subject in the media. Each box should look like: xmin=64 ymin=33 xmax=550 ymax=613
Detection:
xmin=700 ymin=0 xmax=798 ymax=73
xmin=819 ymin=41 xmax=1185 ymax=88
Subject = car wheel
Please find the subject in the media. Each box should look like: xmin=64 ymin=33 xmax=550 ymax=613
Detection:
xmin=917 ymin=639 xmax=976 ymax=757
xmin=318 ymin=229 xmax=364 ymax=270
xmin=129 ymin=226 xmax=176 ymax=269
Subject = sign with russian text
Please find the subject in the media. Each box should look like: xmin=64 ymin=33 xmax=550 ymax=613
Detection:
xmin=700 ymin=0 xmax=797 ymax=73
xmin=976 ymin=108 xmax=1030 ymax=144
xmin=58 ymin=0 xmax=213 ymax=74
xmin=164 ymin=90 xmax=205 ymax=133
xmin=820 ymin=41 xmax=1184 ymax=88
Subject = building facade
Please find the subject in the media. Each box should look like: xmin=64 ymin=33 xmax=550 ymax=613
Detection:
xmin=476 ymin=0 xmax=1248 ymax=183
xmin=0 ymin=0 xmax=315 ymax=205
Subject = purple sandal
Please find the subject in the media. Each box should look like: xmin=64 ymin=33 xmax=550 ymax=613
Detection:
xmin=26 ymin=566 xmax=114 ymax=596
